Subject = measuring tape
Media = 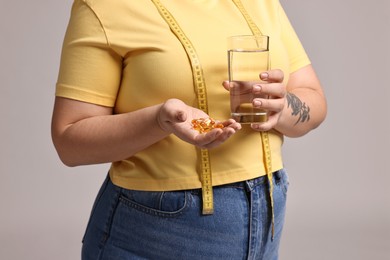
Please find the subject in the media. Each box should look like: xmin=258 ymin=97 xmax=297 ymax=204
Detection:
xmin=232 ymin=0 xmax=275 ymax=237
xmin=151 ymin=0 xmax=214 ymax=214
xmin=151 ymin=0 xmax=274 ymax=229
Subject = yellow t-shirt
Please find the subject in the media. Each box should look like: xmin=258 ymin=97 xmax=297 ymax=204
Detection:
xmin=56 ymin=0 xmax=310 ymax=191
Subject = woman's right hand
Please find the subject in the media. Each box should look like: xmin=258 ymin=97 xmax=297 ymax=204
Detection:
xmin=51 ymin=97 xmax=241 ymax=167
xmin=157 ymin=99 xmax=241 ymax=149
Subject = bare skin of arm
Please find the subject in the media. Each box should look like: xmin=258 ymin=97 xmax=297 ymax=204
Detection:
xmin=51 ymin=98 xmax=241 ymax=167
xmin=223 ymin=64 xmax=327 ymax=137
xmin=52 ymin=64 xmax=323 ymax=167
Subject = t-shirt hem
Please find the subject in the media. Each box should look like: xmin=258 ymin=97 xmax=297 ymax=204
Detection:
xmin=55 ymin=83 xmax=116 ymax=107
xmin=109 ymin=163 xmax=284 ymax=192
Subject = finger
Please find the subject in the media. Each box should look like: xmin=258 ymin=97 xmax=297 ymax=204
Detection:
xmin=260 ymin=69 xmax=284 ymax=83
xmin=162 ymin=110 xmax=186 ymax=123
xmin=161 ymin=99 xmax=188 ymax=123
xmin=222 ymin=80 xmax=251 ymax=93
xmin=175 ymin=111 xmax=187 ymax=122
xmin=194 ymin=128 xmax=223 ymax=146
xmin=253 ymin=83 xmax=286 ymax=98
xmin=250 ymin=114 xmax=279 ymax=132
xmin=222 ymin=81 xmax=230 ymax=91
xmin=199 ymin=127 xmax=237 ymax=149
xmin=253 ymin=98 xmax=285 ymax=113
xmin=221 ymin=119 xmax=242 ymax=130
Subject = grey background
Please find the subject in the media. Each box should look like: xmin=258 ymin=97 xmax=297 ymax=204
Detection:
xmin=1 ymin=0 xmax=389 ymax=259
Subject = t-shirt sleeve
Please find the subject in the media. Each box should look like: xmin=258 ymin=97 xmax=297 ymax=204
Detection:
xmin=55 ymin=0 xmax=122 ymax=107
xmin=277 ymin=1 xmax=311 ymax=73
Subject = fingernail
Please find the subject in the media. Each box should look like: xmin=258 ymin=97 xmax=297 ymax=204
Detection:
xmin=253 ymin=100 xmax=262 ymax=106
xmin=251 ymin=123 xmax=260 ymax=129
xmin=253 ymin=85 xmax=261 ymax=92
xmin=260 ymin=72 xmax=269 ymax=80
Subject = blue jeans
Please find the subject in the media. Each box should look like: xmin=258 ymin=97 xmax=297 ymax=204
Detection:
xmin=81 ymin=169 xmax=289 ymax=260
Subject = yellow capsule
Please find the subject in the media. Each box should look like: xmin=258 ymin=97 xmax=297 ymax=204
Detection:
xmin=191 ymin=117 xmax=224 ymax=133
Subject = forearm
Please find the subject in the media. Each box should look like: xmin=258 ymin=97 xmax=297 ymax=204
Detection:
xmin=272 ymin=65 xmax=327 ymax=137
xmin=52 ymin=104 xmax=169 ymax=166
xmin=275 ymin=87 xmax=327 ymax=137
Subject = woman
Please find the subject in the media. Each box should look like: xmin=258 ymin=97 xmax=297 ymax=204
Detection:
xmin=52 ymin=0 xmax=326 ymax=259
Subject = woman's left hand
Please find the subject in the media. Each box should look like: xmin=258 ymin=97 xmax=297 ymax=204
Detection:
xmin=250 ymin=69 xmax=286 ymax=131
xmin=223 ymin=69 xmax=287 ymax=132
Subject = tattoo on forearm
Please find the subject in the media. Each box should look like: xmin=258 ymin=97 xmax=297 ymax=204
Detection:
xmin=286 ymin=93 xmax=310 ymax=125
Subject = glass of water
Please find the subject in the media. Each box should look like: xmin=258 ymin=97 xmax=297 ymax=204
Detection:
xmin=228 ymin=35 xmax=270 ymax=123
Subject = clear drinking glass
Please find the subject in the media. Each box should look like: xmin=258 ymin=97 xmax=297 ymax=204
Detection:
xmin=228 ymin=35 xmax=270 ymax=123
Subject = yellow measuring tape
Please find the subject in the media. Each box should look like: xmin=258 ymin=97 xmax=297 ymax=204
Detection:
xmin=232 ymin=0 xmax=275 ymax=237
xmin=151 ymin=0 xmax=274 ymax=232
xmin=151 ymin=0 xmax=214 ymax=214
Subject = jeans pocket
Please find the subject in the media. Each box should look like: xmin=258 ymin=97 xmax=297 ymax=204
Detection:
xmin=274 ymin=168 xmax=290 ymax=196
xmin=119 ymin=188 xmax=189 ymax=217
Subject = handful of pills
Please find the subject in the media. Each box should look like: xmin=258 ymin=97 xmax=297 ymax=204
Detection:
xmin=191 ymin=118 xmax=224 ymax=133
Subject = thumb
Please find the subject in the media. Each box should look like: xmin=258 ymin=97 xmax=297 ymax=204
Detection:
xmin=174 ymin=111 xmax=187 ymax=122
xmin=222 ymin=81 xmax=230 ymax=91
xmin=160 ymin=99 xmax=188 ymax=123
xmin=161 ymin=109 xmax=187 ymax=124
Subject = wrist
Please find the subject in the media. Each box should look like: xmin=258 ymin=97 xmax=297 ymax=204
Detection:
xmin=156 ymin=103 xmax=172 ymax=134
